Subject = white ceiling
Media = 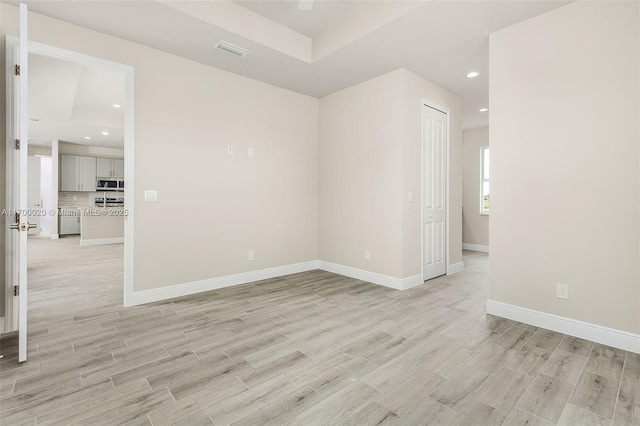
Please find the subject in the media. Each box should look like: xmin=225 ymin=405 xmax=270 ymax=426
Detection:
xmin=16 ymin=0 xmax=572 ymax=130
xmin=28 ymin=53 xmax=125 ymax=148
xmin=232 ymin=1 xmax=419 ymax=38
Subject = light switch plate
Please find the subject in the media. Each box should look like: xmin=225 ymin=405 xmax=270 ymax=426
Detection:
xmin=144 ymin=190 xmax=158 ymax=202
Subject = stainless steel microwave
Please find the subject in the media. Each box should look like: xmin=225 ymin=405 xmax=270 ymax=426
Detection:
xmin=97 ymin=178 xmax=124 ymax=191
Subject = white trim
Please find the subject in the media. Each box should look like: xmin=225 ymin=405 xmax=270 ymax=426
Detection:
xmin=122 ymin=61 xmax=135 ymax=308
xmin=480 ymin=145 xmax=489 ymax=215
xmin=25 ymin=40 xmax=135 ymax=308
xmin=130 ymin=261 xmax=427 ymax=306
xmin=487 ymin=300 xmax=640 ymax=354
xmin=318 ymin=261 xmax=422 ymax=291
xmin=462 ymin=243 xmax=489 ymax=253
xmin=401 ymin=274 xmax=424 ymax=291
xmin=51 ymin=139 xmax=59 ymax=237
xmin=130 ymin=261 xmax=320 ymax=305
xmin=79 ymin=237 xmax=124 ymax=247
xmin=5 ymin=36 xmax=18 ymax=334
xmin=18 ymin=3 xmax=28 ymax=363
xmin=447 ymin=261 xmax=464 ymax=275
xmin=421 ymin=100 xmax=450 ymax=282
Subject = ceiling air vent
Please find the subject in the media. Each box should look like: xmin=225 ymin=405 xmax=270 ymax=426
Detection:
xmin=215 ymin=41 xmax=250 ymax=58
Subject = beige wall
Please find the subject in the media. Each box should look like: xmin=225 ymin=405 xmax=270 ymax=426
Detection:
xmin=462 ymin=126 xmax=489 ymax=247
xmin=28 ymin=143 xmax=124 ymax=159
xmin=27 ymin=145 xmax=51 ymax=156
xmin=1 ymin=5 xmax=320 ymax=295
xmin=490 ymin=1 xmax=639 ymax=333
xmin=59 ymin=142 xmax=124 ymax=159
xmin=319 ymin=70 xmax=404 ymax=277
xmin=319 ymin=68 xmax=463 ymax=279
xmin=81 ymin=213 xmax=124 ymax=240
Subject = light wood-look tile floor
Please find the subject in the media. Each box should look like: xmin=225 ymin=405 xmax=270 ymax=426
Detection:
xmin=1 ymin=236 xmax=638 ymax=425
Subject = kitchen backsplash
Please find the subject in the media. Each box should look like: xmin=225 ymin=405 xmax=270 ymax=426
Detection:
xmin=59 ymin=191 xmax=125 ymax=207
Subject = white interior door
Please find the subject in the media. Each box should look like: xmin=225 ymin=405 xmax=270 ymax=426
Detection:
xmin=5 ymin=3 xmax=30 ymax=362
xmin=423 ymin=105 xmax=447 ymax=281
xmin=27 ymin=156 xmax=42 ymax=234
xmin=17 ymin=3 xmax=30 ymax=362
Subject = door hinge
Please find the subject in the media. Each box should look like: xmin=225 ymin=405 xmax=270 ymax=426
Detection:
xmin=15 ymin=139 xmax=20 ymax=150
xmin=15 ymin=64 xmax=20 ymax=76
xmin=14 ymin=285 xmax=19 ymax=296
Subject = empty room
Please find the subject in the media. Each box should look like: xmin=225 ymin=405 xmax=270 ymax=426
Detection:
xmin=0 ymin=1 xmax=638 ymax=425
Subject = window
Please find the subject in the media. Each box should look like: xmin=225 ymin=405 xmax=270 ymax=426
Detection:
xmin=480 ymin=146 xmax=489 ymax=214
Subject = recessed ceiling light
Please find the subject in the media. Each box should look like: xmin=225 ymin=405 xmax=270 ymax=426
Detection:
xmin=112 ymin=104 xmax=121 ymax=108
xmin=84 ymin=136 xmax=91 ymax=139
xmin=467 ymin=71 xmax=479 ymax=78
xmin=479 ymin=108 xmax=488 ymax=112
xmin=101 ymin=131 xmax=109 ymax=135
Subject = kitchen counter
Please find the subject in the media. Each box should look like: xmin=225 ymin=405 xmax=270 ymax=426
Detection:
xmin=79 ymin=207 xmax=125 ymax=246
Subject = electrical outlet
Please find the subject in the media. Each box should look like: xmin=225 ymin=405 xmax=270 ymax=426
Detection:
xmin=248 ymin=250 xmax=254 ymax=261
xmin=556 ymin=283 xmax=569 ymax=300
xmin=227 ymin=145 xmax=234 ymax=154
xmin=248 ymin=147 xmax=255 ymax=157
xmin=364 ymin=250 xmax=371 ymax=261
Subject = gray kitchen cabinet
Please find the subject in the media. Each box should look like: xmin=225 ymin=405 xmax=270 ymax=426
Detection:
xmin=97 ymin=158 xmax=124 ymax=178
xmin=59 ymin=208 xmax=81 ymax=235
xmin=112 ymin=159 xmax=124 ymax=178
xmin=60 ymin=155 xmax=97 ymax=191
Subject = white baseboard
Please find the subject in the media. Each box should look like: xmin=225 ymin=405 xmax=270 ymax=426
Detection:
xmin=401 ymin=274 xmax=425 ymax=291
xmin=318 ymin=261 xmax=422 ymax=290
xmin=130 ymin=260 xmax=429 ymax=306
xmin=50 ymin=234 xmax=59 ymax=240
xmin=130 ymin=261 xmax=320 ymax=305
xmin=462 ymin=243 xmax=489 ymax=253
xmin=79 ymin=237 xmax=124 ymax=247
xmin=447 ymin=261 xmax=464 ymax=275
xmin=487 ymin=300 xmax=640 ymax=354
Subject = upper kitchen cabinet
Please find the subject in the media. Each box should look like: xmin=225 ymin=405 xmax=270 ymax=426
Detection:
xmin=60 ymin=155 xmax=97 ymax=192
xmin=97 ymin=158 xmax=124 ymax=178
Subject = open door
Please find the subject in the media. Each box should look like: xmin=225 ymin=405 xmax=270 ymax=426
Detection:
xmin=5 ymin=3 xmax=31 ymax=363
xmin=422 ymin=104 xmax=447 ymax=281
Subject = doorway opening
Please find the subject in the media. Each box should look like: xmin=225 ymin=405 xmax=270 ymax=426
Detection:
xmin=26 ymin=50 xmax=127 ymax=338
xmin=4 ymin=36 xmax=134 ymax=363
